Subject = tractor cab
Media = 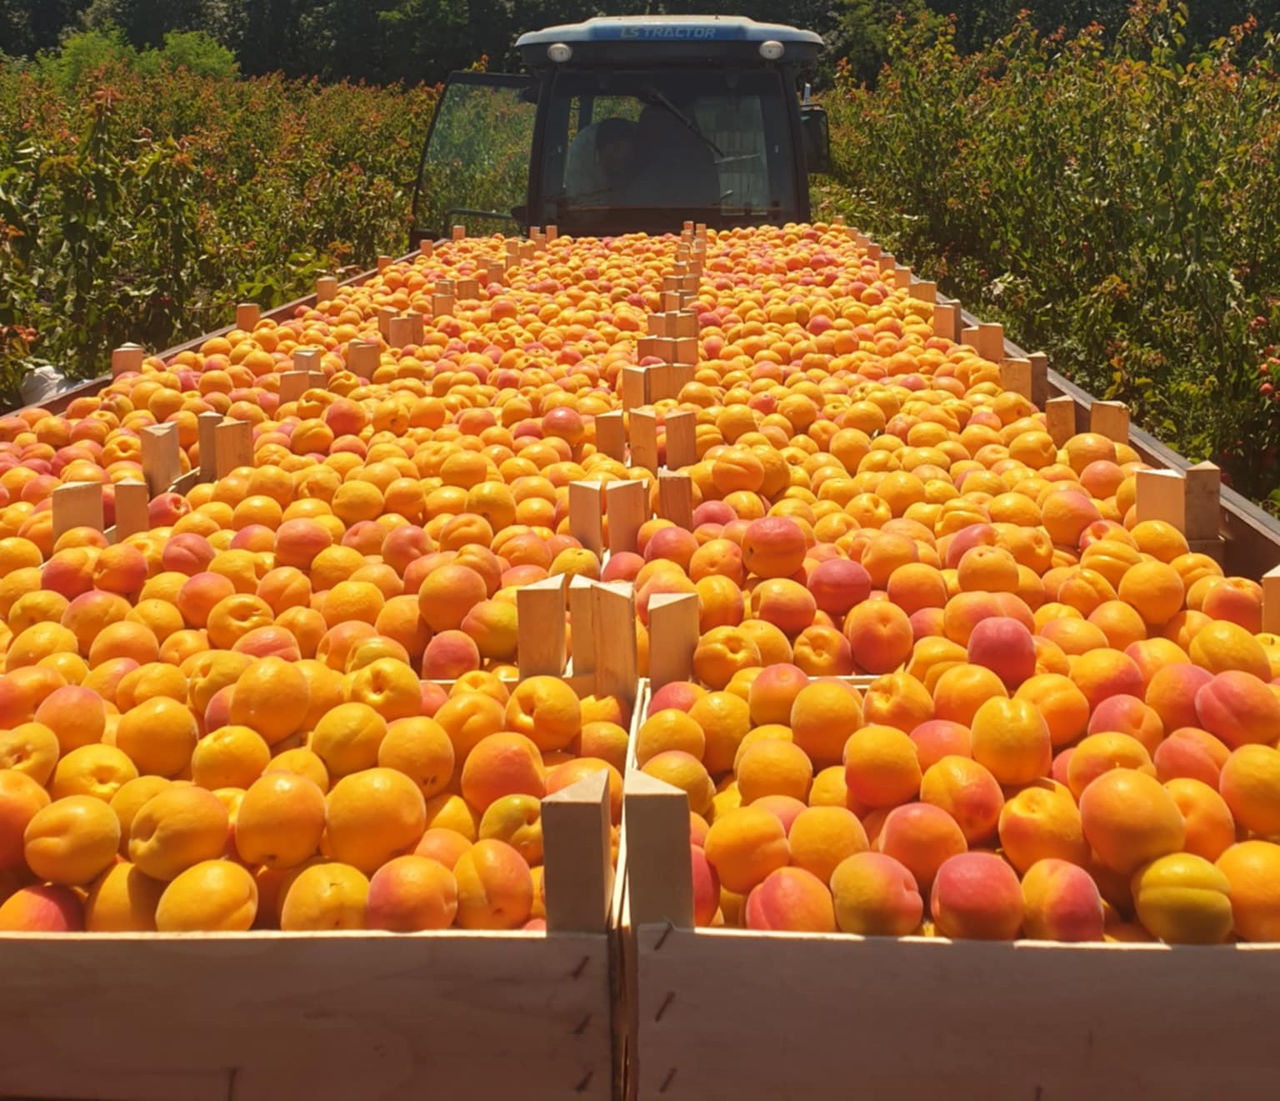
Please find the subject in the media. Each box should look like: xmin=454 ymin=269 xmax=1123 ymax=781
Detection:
xmin=410 ymin=15 xmax=829 ymax=243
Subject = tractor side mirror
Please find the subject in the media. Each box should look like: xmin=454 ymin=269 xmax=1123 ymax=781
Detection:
xmin=800 ymin=105 xmax=830 ymax=175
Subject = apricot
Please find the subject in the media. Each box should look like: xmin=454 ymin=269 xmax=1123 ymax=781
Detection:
xmin=1021 ymin=858 xmax=1104 ymax=942
xmin=829 ymin=852 xmax=923 ymax=936
xmin=931 ymin=852 xmax=1023 ymax=940
xmin=1079 ymin=769 xmax=1185 ymax=875
xmin=1131 ymin=853 xmax=1233 ymax=944
xmin=704 ymin=805 xmax=789 ymax=894
xmin=1216 ymin=840 xmax=1280 ymax=941
xmin=367 ymin=855 xmax=459 ymax=931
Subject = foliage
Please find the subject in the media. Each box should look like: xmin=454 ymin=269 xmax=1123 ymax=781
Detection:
xmin=823 ymin=1 xmax=1280 ymax=502
xmin=0 ymin=38 xmax=436 ymax=407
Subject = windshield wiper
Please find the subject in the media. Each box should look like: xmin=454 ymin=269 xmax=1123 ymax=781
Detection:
xmin=645 ymin=88 xmax=723 ymax=158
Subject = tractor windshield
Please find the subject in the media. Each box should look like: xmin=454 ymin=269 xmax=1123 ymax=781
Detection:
xmin=536 ymin=68 xmax=798 ymax=235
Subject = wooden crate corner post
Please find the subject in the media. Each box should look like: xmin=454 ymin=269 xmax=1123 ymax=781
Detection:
xmin=568 ymin=480 xmax=605 ymax=559
xmin=663 ymin=409 xmax=697 ymax=470
xmin=110 ymin=343 xmax=145 ymax=377
xmin=623 ymin=772 xmax=695 ymax=929
xmin=605 ymin=478 xmax=649 ymax=557
xmin=516 ymin=573 xmax=569 ymax=679
xmin=1090 ymin=400 xmax=1130 ymax=444
xmin=595 ymin=410 xmax=627 ymax=463
xmin=213 ymin=418 xmax=253 ymax=481
xmin=51 ymin=482 xmax=104 ymax=543
xmin=1184 ymin=461 xmax=1222 ymax=547
xmin=629 ymin=408 xmax=660 ymax=474
xmin=140 ymin=422 xmax=182 ymax=497
xmin=1135 ymin=468 xmax=1185 ymax=530
xmin=588 ymin=581 xmax=638 ymax=708
xmin=196 ymin=411 xmax=224 ymax=483
xmin=112 ymin=480 xmax=149 ymax=541
xmin=542 ymin=769 xmax=612 ymax=934
xmin=1045 ymin=395 xmax=1077 ymax=448
xmin=646 ymin=591 xmax=699 ymax=691
xmin=657 ymin=470 xmax=694 ymax=531
xmin=1265 ymin=566 xmax=1280 ymax=635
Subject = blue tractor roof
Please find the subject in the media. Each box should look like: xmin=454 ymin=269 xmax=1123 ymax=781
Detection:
xmin=516 ymin=16 xmax=823 ymax=69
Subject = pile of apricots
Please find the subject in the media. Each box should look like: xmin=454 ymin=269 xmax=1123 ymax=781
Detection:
xmin=0 ymin=222 xmax=1277 ymax=943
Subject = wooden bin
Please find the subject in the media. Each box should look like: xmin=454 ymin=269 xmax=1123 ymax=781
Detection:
xmin=0 ymin=742 xmax=627 ymax=1099
xmin=618 ymin=682 xmax=1280 ymax=1101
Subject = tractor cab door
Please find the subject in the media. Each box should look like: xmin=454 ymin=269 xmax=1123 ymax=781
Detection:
xmin=409 ymin=72 xmax=538 ymax=247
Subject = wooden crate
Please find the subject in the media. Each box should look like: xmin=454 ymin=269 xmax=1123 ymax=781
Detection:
xmin=0 ymin=772 xmax=617 ymax=1101
xmin=619 ymin=768 xmax=1280 ymax=1101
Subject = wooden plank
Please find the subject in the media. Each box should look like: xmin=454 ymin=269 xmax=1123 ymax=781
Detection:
xmin=1045 ymin=396 xmax=1077 ymax=448
xmin=629 ymin=409 xmax=660 ymax=474
xmin=140 ymin=423 xmax=181 ymax=497
xmin=590 ymin=581 xmax=638 ymax=706
xmin=110 ymin=343 xmax=145 ymax=377
xmin=647 ymin=592 xmax=699 ymax=691
xmin=960 ymin=325 xmax=979 ymax=351
xmin=646 ymin=364 xmax=679 ymax=403
xmin=672 ymin=336 xmax=698 ymax=367
xmin=1263 ymin=565 xmax=1280 ymax=634
xmin=647 ymin=314 xmax=671 ymax=339
xmin=606 ymin=480 xmax=648 ymax=556
xmin=623 ymin=771 xmax=694 ymax=929
xmin=1184 ymin=462 xmax=1222 ymax=543
xmin=1000 ymin=358 xmax=1032 ymax=401
xmin=630 ymin=931 xmax=1280 ymax=1101
xmin=377 ymin=306 xmax=396 ymax=339
xmin=451 ymin=224 xmax=466 ymax=240
xmin=657 ymin=471 xmax=694 ymax=531
xmin=911 ymin=280 xmax=937 ymax=304
xmin=568 ymin=481 xmax=604 ymax=558
xmin=568 ymin=576 xmax=599 ymax=679
xmin=432 ymin=293 xmax=455 ymax=319
xmin=932 ymin=302 xmax=959 ymax=343
xmin=377 ymin=255 xmax=393 ymax=270
xmin=235 ymin=303 xmax=260 ymax=331
xmin=672 ymin=312 xmax=699 ymax=340
xmin=976 ymin=321 xmax=1005 ymax=362
xmin=893 ymin=265 xmax=912 ymax=289
xmin=1135 ymin=469 xmax=1185 ymax=529
xmin=1091 ymin=399 xmax=1131 ymax=444
xmin=292 ymin=347 xmax=323 ymax=374
xmin=197 ymin=411 xmax=223 ymax=483
xmin=51 ymin=482 xmax=104 ymax=542
xmin=542 ymin=771 xmax=612 ymax=935
xmin=347 ymin=340 xmax=380 ymax=380
xmin=387 ymin=313 xmax=423 ymax=348
xmin=1028 ymin=352 xmax=1050 ymax=409
xmin=456 ymin=278 xmax=480 ymax=301
xmin=0 ymin=932 xmax=611 ymax=1101
xmin=638 ymin=336 xmax=676 ymax=363
xmin=213 ymin=419 xmax=253 ymax=480
xmin=112 ymin=481 xmax=149 ymax=541
xmin=316 ymin=276 xmax=339 ymax=303
xmin=595 ymin=411 xmax=626 ymax=463
xmin=620 ymin=368 xmax=649 ymax=413
xmin=516 ymin=574 xmax=568 ymax=678
xmin=278 ymin=372 xmax=310 ymax=406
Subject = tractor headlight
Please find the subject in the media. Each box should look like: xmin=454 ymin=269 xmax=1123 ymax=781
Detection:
xmin=759 ymin=40 xmax=784 ymax=61
xmin=547 ymin=42 xmax=573 ymax=64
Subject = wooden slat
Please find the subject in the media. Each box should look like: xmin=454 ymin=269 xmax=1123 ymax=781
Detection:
xmin=140 ymin=423 xmax=181 ymax=497
xmin=110 ymin=344 xmax=144 ymax=377
xmin=1045 ymin=396 xmax=1077 ymax=448
xmin=197 ymin=411 xmax=223 ymax=483
xmin=595 ymin=411 xmax=626 ymax=463
xmin=213 ymin=419 xmax=253 ymax=480
xmin=51 ymin=482 xmax=104 ymax=542
xmin=629 ymin=409 xmax=659 ymax=474
xmin=620 ymin=368 xmax=649 ymax=412
xmin=657 ymin=471 xmax=694 ymax=531
xmin=932 ymin=302 xmax=959 ymax=343
xmin=568 ymin=576 xmax=599 ymax=679
xmin=589 ymin=581 xmax=638 ymax=706
xmin=112 ymin=481 xmax=149 ymax=541
xmin=235 ymin=303 xmax=260 ymax=331
xmin=516 ymin=574 xmax=568 ymax=678
xmin=646 ymin=592 xmax=699 ymax=690
xmin=606 ymin=480 xmax=648 ymax=557
xmin=630 ymin=931 xmax=1280 ymax=1101
xmin=568 ymin=481 xmax=604 ymax=558
xmin=663 ymin=410 xmax=697 ymax=472
xmin=543 ymin=771 xmax=612 ymax=935
xmin=623 ymin=772 xmax=694 ymax=929
xmin=1184 ymin=462 xmax=1222 ymax=543
xmin=0 ymin=932 xmax=611 ymax=1101
xmin=1263 ymin=565 xmax=1280 ymax=634
xmin=347 ymin=340 xmax=380 ymax=380
xmin=1135 ymin=469 xmax=1185 ymax=529
xmin=1090 ymin=400 xmax=1131 ymax=444
xmin=1000 ymin=358 xmax=1032 ymax=401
